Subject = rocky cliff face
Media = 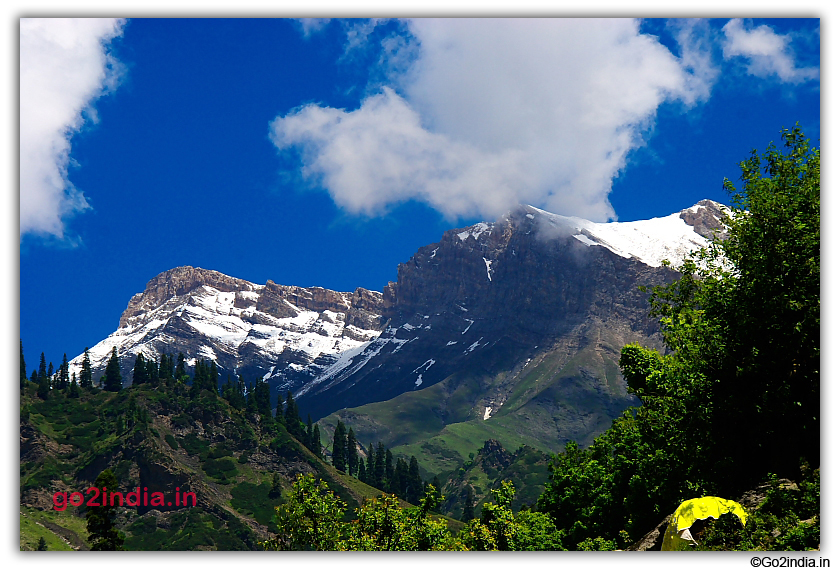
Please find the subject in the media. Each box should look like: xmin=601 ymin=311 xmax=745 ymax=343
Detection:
xmin=71 ymin=201 xmax=724 ymax=443
xmin=70 ymin=266 xmax=386 ymax=399
xmin=298 ymin=204 xmax=685 ymax=421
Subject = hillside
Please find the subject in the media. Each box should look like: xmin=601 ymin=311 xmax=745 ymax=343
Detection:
xmin=19 ymin=379 xmax=404 ymax=550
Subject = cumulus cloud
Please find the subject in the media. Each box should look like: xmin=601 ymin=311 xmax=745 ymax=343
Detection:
xmin=722 ymin=18 xmax=818 ymax=84
xmin=20 ymin=18 xmax=125 ymax=239
xmin=274 ymin=19 xmax=717 ymax=222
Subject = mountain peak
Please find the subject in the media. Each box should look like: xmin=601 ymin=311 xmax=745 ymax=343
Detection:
xmin=120 ymin=266 xmax=259 ymax=328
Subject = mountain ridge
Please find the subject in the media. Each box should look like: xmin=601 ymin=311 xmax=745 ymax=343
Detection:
xmin=69 ymin=200 xmax=723 ymax=448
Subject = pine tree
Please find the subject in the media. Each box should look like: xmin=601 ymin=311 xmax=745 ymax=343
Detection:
xmin=158 ymin=353 xmax=173 ymax=383
xmin=132 ymin=353 xmax=148 ymax=386
xmin=306 ymin=415 xmax=314 ymax=451
xmin=209 ymin=360 xmax=219 ymax=392
xmin=103 ymin=347 xmax=122 ymax=392
xmin=69 ymin=373 xmax=80 ymax=398
xmin=20 ymin=340 xmax=27 ymax=389
xmin=284 ymin=391 xmax=301 ymax=437
xmin=312 ymin=424 xmax=322 ymax=458
xmin=189 ymin=359 xmax=205 ymax=398
xmin=392 ymin=457 xmax=408 ymax=499
xmin=80 ymin=348 xmax=93 ymax=389
xmin=332 ymin=421 xmax=347 ymax=472
xmin=232 ymin=375 xmax=246 ymax=410
xmin=367 ymin=443 xmax=376 ymax=486
xmin=374 ymin=442 xmax=386 ymax=489
xmin=246 ymin=382 xmax=257 ymax=413
xmin=146 ymin=357 xmax=159 ymax=386
xmin=385 ymin=449 xmax=394 ymax=491
xmin=86 ymin=469 xmax=125 ymax=550
xmin=36 ymin=370 xmax=50 ymax=400
xmin=254 ymin=379 xmax=272 ymax=417
xmin=47 ymin=362 xmax=54 ymax=385
xmin=358 ymin=459 xmax=367 ymax=484
xmin=58 ymin=353 xmax=70 ymax=389
xmin=38 ymin=353 xmax=47 ymax=383
xmin=346 ymin=427 xmax=358 ymax=477
xmin=407 ymin=456 xmax=423 ymax=505
xmin=37 ymin=537 xmax=48 ymax=551
xmin=175 ymin=353 xmax=187 ymax=381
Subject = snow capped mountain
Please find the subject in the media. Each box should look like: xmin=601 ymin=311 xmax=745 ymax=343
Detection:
xmin=459 ymin=199 xmax=727 ymax=269
xmin=69 ymin=200 xmax=725 ymax=427
xmin=69 ymin=266 xmax=385 ymax=394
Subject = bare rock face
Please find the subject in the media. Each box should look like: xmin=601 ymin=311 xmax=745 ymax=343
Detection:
xmin=120 ymin=267 xmax=258 ymax=328
xmin=680 ymin=199 xmax=728 ymax=240
xmin=72 ymin=201 xmax=723 ymax=447
xmin=72 ymin=267 xmax=386 ymax=397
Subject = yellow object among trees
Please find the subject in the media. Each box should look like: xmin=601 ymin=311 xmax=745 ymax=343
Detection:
xmin=661 ymin=497 xmax=748 ymax=551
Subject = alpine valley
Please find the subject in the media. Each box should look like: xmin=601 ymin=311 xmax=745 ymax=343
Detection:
xmin=68 ymin=200 xmax=725 ymax=478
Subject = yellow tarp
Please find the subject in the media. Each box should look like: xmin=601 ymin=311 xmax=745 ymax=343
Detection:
xmin=661 ymin=496 xmax=748 ymax=551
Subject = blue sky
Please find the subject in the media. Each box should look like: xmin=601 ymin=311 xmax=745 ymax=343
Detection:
xmin=18 ymin=17 xmax=820 ymax=372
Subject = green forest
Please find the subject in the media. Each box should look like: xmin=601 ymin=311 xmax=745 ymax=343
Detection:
xmin=20 ymin=126 xmax=819 ymax=551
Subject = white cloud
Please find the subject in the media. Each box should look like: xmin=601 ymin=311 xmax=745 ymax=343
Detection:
xmin=722 ymin=18 xmax=818 ymax=84
xmin=19 ymin=17 xmax=125 ymax=239
xmin=273 ymin=18 xmax=716 ymax=222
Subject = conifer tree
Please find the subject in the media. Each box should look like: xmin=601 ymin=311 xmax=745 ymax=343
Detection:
xmin=284 ymin=391 xmax=302 ymax=437
xmin=246 ymin=382 xmax=257 ymax=413
xmin=332 ymin=421 xmax=347 ymax=472
xmin=233 ymin=375 xmax=246 ymax=410
xmin=38 ymin=353 xmax=47 ymax=384
xmin=306 ymin=415 xmax=314 ymax=451
xmin=103 ymin=347 xmax=122 ymax=392
xmin=407 ymin=456 xmax=423 ymax=505
xmin=80 ymin=348 xmax=93 ymax=389
xmin=367 ymin=443 xmax=376 ymax=486
xmin=189 ymin=359 xmax=205 ymax=398
xmin=132 ymin=353 xmax=148 ymax=386
xmin=36 ymin=370 xmax=50 ymax=400
xmin=158 ymin=353 xmax=173 ymax=383
xmin=47 ymin=362 xmax=54 ymax=385
xmin=37 ymin=537 xmax=48 ymax=551
xmin=392 ymin=458 xmax=408 ymax=499
xmin=175 ymin=352 xmax=187 ymax=381
xmin=69 ymin=373 xmax=80 ymax=398
xmin=209 ymin=360 xmax=219 ymax=392
xmin=58 ymin=353 xmax=70 ymax=389
xmin=385 ymin=449 xmax=394 ymax=491
xmin=20 ymin=340 xmax=26 ymax=389
xmin=86 ymin=469 xmax=125 ymax=550
xmin=346 ymin=427 xmax=358 ymax=477
xmin=146 ymin=357 xmax=159 ymax=386
xmin=374 ymin=442 xmax=386 ymax=489
xmin=358 ymin=459 xmax=367 ymax=484
xmin=254 ymin=379 xmax=272 ymax=417
xmin=312 ymin=424 xmax=322 ymax=458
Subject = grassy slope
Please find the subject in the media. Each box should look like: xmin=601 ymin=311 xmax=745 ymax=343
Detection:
xmin=321 ymin=320 xmax=638 ymax=480
xmin=20 ymin=381 xmax=424 ymax=550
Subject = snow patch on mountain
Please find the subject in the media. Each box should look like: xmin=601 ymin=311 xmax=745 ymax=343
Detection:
xmin=69 ymin=277 xmax=383 ymax=388
xmin=526 ymin=202 xmax=724 ymax=268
